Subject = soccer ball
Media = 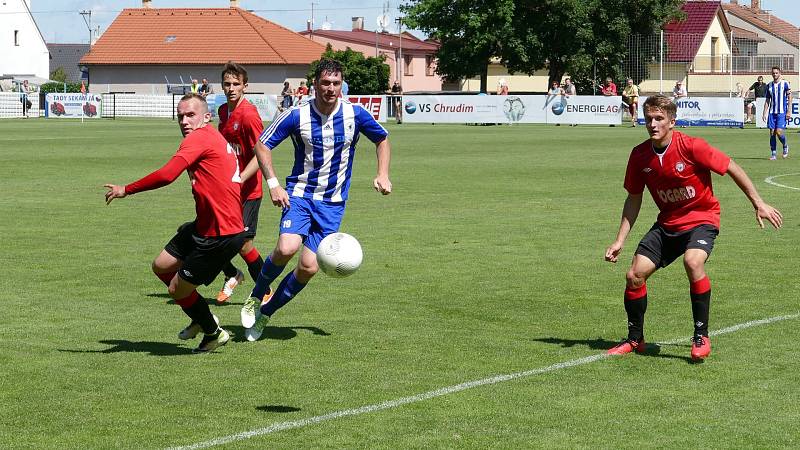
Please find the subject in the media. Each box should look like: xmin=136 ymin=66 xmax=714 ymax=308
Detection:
xmin=316 ymin=232 xmax=363 ymax=278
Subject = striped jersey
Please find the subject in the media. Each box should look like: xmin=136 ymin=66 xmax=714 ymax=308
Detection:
xmin=260 ymin=98 xmax=388 ymax=202
xmin=765 ymin=80 xmax=791 ymax=114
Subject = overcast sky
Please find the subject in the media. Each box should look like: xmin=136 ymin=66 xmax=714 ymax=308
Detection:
xmin=23 ymin=0 xmax=800 ymax=45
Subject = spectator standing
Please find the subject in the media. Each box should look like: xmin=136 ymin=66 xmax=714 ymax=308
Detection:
xmin=198 ymin=78 xmax=213 ymax=98
xmin=295 ymin=80 xmax=309 ymax=104
xmin=280 ymin=81 xmax=293 ymax=111
xmin=622 ymin=78 xmax=640 ymax=127
xmin=563 ymin=78 xmax=576 ymax=97
xmin=391 ymin=81 xmax=403 ymax=124
xmin=746 ymin=75 xmax=767 ymax=124
xmin=19 ymin=80 xmax=34 ymax=118
xmin=601 ymin=77 xmax=617 ymax=96
xmin=672 ymin=80 xmax=688 ymax=99
xmin=190 ymin=79 xmax=199 ymax=94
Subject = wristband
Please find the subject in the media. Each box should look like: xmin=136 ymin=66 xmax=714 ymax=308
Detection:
xmin=266 ymin=177 xmax=280 ymax=189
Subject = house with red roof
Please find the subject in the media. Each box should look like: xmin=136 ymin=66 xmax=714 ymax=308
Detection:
xmin=723 ymin=0 xmax=798 ymax=73
xmin=301 ymin=18 xmax=443 ymax=93
xmin=80 ymin=1 xmax=326 ymax=95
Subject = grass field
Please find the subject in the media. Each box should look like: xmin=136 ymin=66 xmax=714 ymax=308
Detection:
xmin=1 ymin=118 xmax=798 ymax=449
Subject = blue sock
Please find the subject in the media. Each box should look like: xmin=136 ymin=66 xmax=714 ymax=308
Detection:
xmin=778 ymin=134 xmax=786 ymax=148
xmin=770 ymin=135 xmax=777 ymax=151
xmin=260 ymin=272 xmax=306 ymax=316
xmin=251 ymin=256 xmax=285 ymax=299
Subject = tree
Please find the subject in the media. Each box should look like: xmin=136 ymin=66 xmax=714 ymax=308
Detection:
xmin=50 ymin=67 xmax=68 ymax=83
xmin=308 ymin=45 xmax=391 ymax=95
xmin=402 ymin=0 xmax=516 ymax=93
xmin=402 ymin=0 xmax=684 ymax=93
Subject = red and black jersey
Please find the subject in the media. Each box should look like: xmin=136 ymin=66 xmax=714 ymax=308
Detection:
xmin=175 ymin=125 xmax=244 ymax=237
xmin=218 ymin=99 xmax=264 ymax=201
xmin=624 ymin=131 xmax=731 ymax=232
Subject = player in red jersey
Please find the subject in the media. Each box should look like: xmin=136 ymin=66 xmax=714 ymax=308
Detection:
xmin=604 ymin=94 xmax=783 ymax=361
xmin=213 ymin=62 xmax=273 ymax=304
xmin=104 ymin=93 xmax=246 ymax=353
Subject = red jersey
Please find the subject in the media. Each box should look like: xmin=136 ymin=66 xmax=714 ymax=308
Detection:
xmin=218 ymin=99 xmax=264 ymax=201
xmin=175 ymin=125 xmax=244 ymax=237
xmin=624 ymin=131 xmax=731 ymax=232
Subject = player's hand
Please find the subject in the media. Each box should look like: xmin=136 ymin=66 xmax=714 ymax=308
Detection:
xmin=605 ymin=242 xmax=624 ymax=263
xmin=373 ymin=175 xmax=392 ymax=195
xmin=270 ymin=185 xmax=290 ymax=209
xmin=755 ymin=203 xmax=783 ymax=229
xmin=104 ymin=184 xmax=126 ymax=205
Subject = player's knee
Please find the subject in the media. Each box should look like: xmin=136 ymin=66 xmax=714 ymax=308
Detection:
xmin=625 ymin=270 xmax=646 ymax=288
xmin=683 ymin=257 xmax=705 ymax=275
xmin=274 ymin=241 xmax=300 ymax=261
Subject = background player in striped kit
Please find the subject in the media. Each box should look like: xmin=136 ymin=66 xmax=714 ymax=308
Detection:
xmin=762 ymin=66 xmax=792 ymax=160
xmin=241 ymin=59 xmax=393 ymax=341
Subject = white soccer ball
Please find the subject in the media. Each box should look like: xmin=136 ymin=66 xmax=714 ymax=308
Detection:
xmin=316 ymin=232 xmax=363 ymax=278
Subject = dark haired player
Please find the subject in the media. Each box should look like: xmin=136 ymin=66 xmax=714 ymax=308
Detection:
xmin=213 ymin=62 xmax=272 ymax=304
xmin=762 ymin=66 xmax=792 ymax=160
xmin=104 ymin=93 xmax=245 ymax=353
xmin=240 ymin=59 xmax=393 ymax=341
xmin=605 ymin=94 xmax=783 ymax=361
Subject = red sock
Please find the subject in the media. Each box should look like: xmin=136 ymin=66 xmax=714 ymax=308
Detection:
xmin=690 ymin=276 xmax=711 ymax=295
xmin=625 ymin=283 xmax=647 ymax=301
xmin=175 ymin=290 xmax=200 ymax=308
xmin=156 ymin=271 xmax=176 ymax=287
xmin=243 ymin=248 xmax=261 ymax=264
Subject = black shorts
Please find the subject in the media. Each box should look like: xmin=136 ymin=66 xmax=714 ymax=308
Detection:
xmin=164 ymin=221 xmax=247 ymax=286
xmin=635 ymin=223 xmax=718 ymax=268
xmin=242 ymin=198 xmax=262 ymax=240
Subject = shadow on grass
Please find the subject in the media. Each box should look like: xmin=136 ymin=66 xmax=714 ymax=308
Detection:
xmin=59 ymin=340 xmax=192 ymax=356
xmin=225 ymin=325 xmax=331 ymax=343
xmin=256 ymin=405 xmax=302 ymax=413
xmin=531 ymin=337 xmax=692 ymax=362
xmin=146 ymin=293 xmax=243 ymax=306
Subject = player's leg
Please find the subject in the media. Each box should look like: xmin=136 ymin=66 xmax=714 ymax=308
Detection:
xmin=154 ymin=221 xmax=194 ymax=287
xmin=777 ymin=116 xmax=789 ymax=157
xmin=608 ymin=225 xmax=664 ymax=355
xmin=215 ymin=261 xmax=244 ymax=304
xmin=768 ymin=116 xmax=778 ymax=159
xmin=683 ymin=225 xmax=717 ymax=361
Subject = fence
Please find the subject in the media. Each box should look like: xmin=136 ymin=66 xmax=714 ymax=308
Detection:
xmin=621 ymin=32 xmax=800 ymax=94
xmin=0 ymin=92 xmax=41 ymax=118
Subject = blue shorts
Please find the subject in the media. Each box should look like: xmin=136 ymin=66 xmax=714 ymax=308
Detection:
xmin=767 ymin=113 xmax=787 ymax=130
xmin=279 ymin=196 xmax=345 ymax=253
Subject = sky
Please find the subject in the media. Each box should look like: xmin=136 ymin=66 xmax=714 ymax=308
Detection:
xmin=22 ymin=0 xmax=800 ymax=45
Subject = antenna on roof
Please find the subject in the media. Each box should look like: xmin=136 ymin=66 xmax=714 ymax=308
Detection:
xmin=377 ymin=14 xmax=390 ymax=32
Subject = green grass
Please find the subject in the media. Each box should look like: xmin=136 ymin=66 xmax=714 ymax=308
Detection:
xmin=0 ymin=118 xmax=798 ymax=449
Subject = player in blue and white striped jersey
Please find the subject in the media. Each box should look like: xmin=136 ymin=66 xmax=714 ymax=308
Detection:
xmin=762 ymin=66 xmax=792 ymax=160
xmin=240 ymin=59 xmax=393 ymax=341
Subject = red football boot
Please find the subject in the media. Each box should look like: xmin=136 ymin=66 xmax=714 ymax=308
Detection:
xmin=607 ymin=338 xmax=646 ymax=355
xmin=690 ymin=335 xmax=711 ymax=361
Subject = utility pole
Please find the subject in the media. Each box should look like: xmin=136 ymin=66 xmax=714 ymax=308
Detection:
xmin=395 ymin=16 xmax=403 ymax=83
xmin=79 ymin=10 xmax=92 ymax=45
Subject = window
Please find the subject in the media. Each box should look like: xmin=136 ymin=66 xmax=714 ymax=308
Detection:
xmin=403 ymin=55 xmax=413 ymax=76
xmin=425 ymin=55 xmax=435 ymax=76
xmin=14 ymin=30 xmax=19 ymax=46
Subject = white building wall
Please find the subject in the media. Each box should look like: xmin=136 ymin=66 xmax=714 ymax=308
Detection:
xmin=725 ymin=14 xmax=799 ymax=71
xmin=87 ymin=64 xmax=312 ymax=95
xmin=0 ymin=0 xmax=50 ymax=80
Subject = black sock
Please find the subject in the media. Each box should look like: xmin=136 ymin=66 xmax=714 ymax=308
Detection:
xmin=182 ymin=296 xmax=218 ymax=334
xmin=246 ymin=255 xmax=264 ymax=283
xmin=222 ymin=261 xmax=239 ymax=279
xmin=691 ymin=290 xmax=711 ymax=336
xmin=624 ymin=296 xmax=647 ymax=341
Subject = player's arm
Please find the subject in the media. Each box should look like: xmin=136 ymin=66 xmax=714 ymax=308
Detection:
xmin=786 ymin=87 xmax=792 ymax=120
xmin=254 ymin=139 xmax=289 ymax=208
xmin=605 ymin=193 xmax=642 ymax=263
xmin=373 ymin=138 xmax=392 ymax=195
xmin=726 ymin=160 xmax=783 ymax=229
xmin=104 ymin=156 xmax=187 ymax=205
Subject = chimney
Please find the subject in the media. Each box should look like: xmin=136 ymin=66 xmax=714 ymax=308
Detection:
xmin=751 ymin=0 xmax=760 ymax=11
xmin=230 ymin=0 xmax=240 ymax=7
xmin=352 ymin=17 xmax=364 ymax=31
xmin=142 ymin=0 xmax=152 ymax=8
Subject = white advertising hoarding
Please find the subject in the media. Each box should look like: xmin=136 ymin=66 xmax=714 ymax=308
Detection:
xmin=754 ymin=98 xmax=800 ymax=128
xmin=401 ymin=95 xmax=622 ymax=125
xmin=636 ymin=97 xmax=744 ymax=127
xmin=45 ymin=93 xmax=101 ymax=118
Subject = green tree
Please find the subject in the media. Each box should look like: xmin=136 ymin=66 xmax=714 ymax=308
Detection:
xmin=50 ymin=67 xmax=68 ymax=83
xmin=401 ymin=0 xmax=515 ymax=93
xmin=308 ymin=45 xmax=391 ymax=95
xmin=402 ymin=0 xmax=683 ymax=93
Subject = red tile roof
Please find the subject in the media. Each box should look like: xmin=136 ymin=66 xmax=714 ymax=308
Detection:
xmin=730 ymin=25 xmax=765 ymax=42
xmin=722 ymin=2 xmax=799 ymax=47
xmin=300 ymin=29 xmax=439 ymax=53
xmin=663 ymin=1 xmax=730 ymax=62
xmin=80 ymin=8 xmax=326 ymax=65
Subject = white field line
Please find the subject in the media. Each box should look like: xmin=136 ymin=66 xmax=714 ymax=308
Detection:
xmin=169 ymin=312 xmax=800 ymax=450
xmin=765 ymin=173 xmax=800 ymax=191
